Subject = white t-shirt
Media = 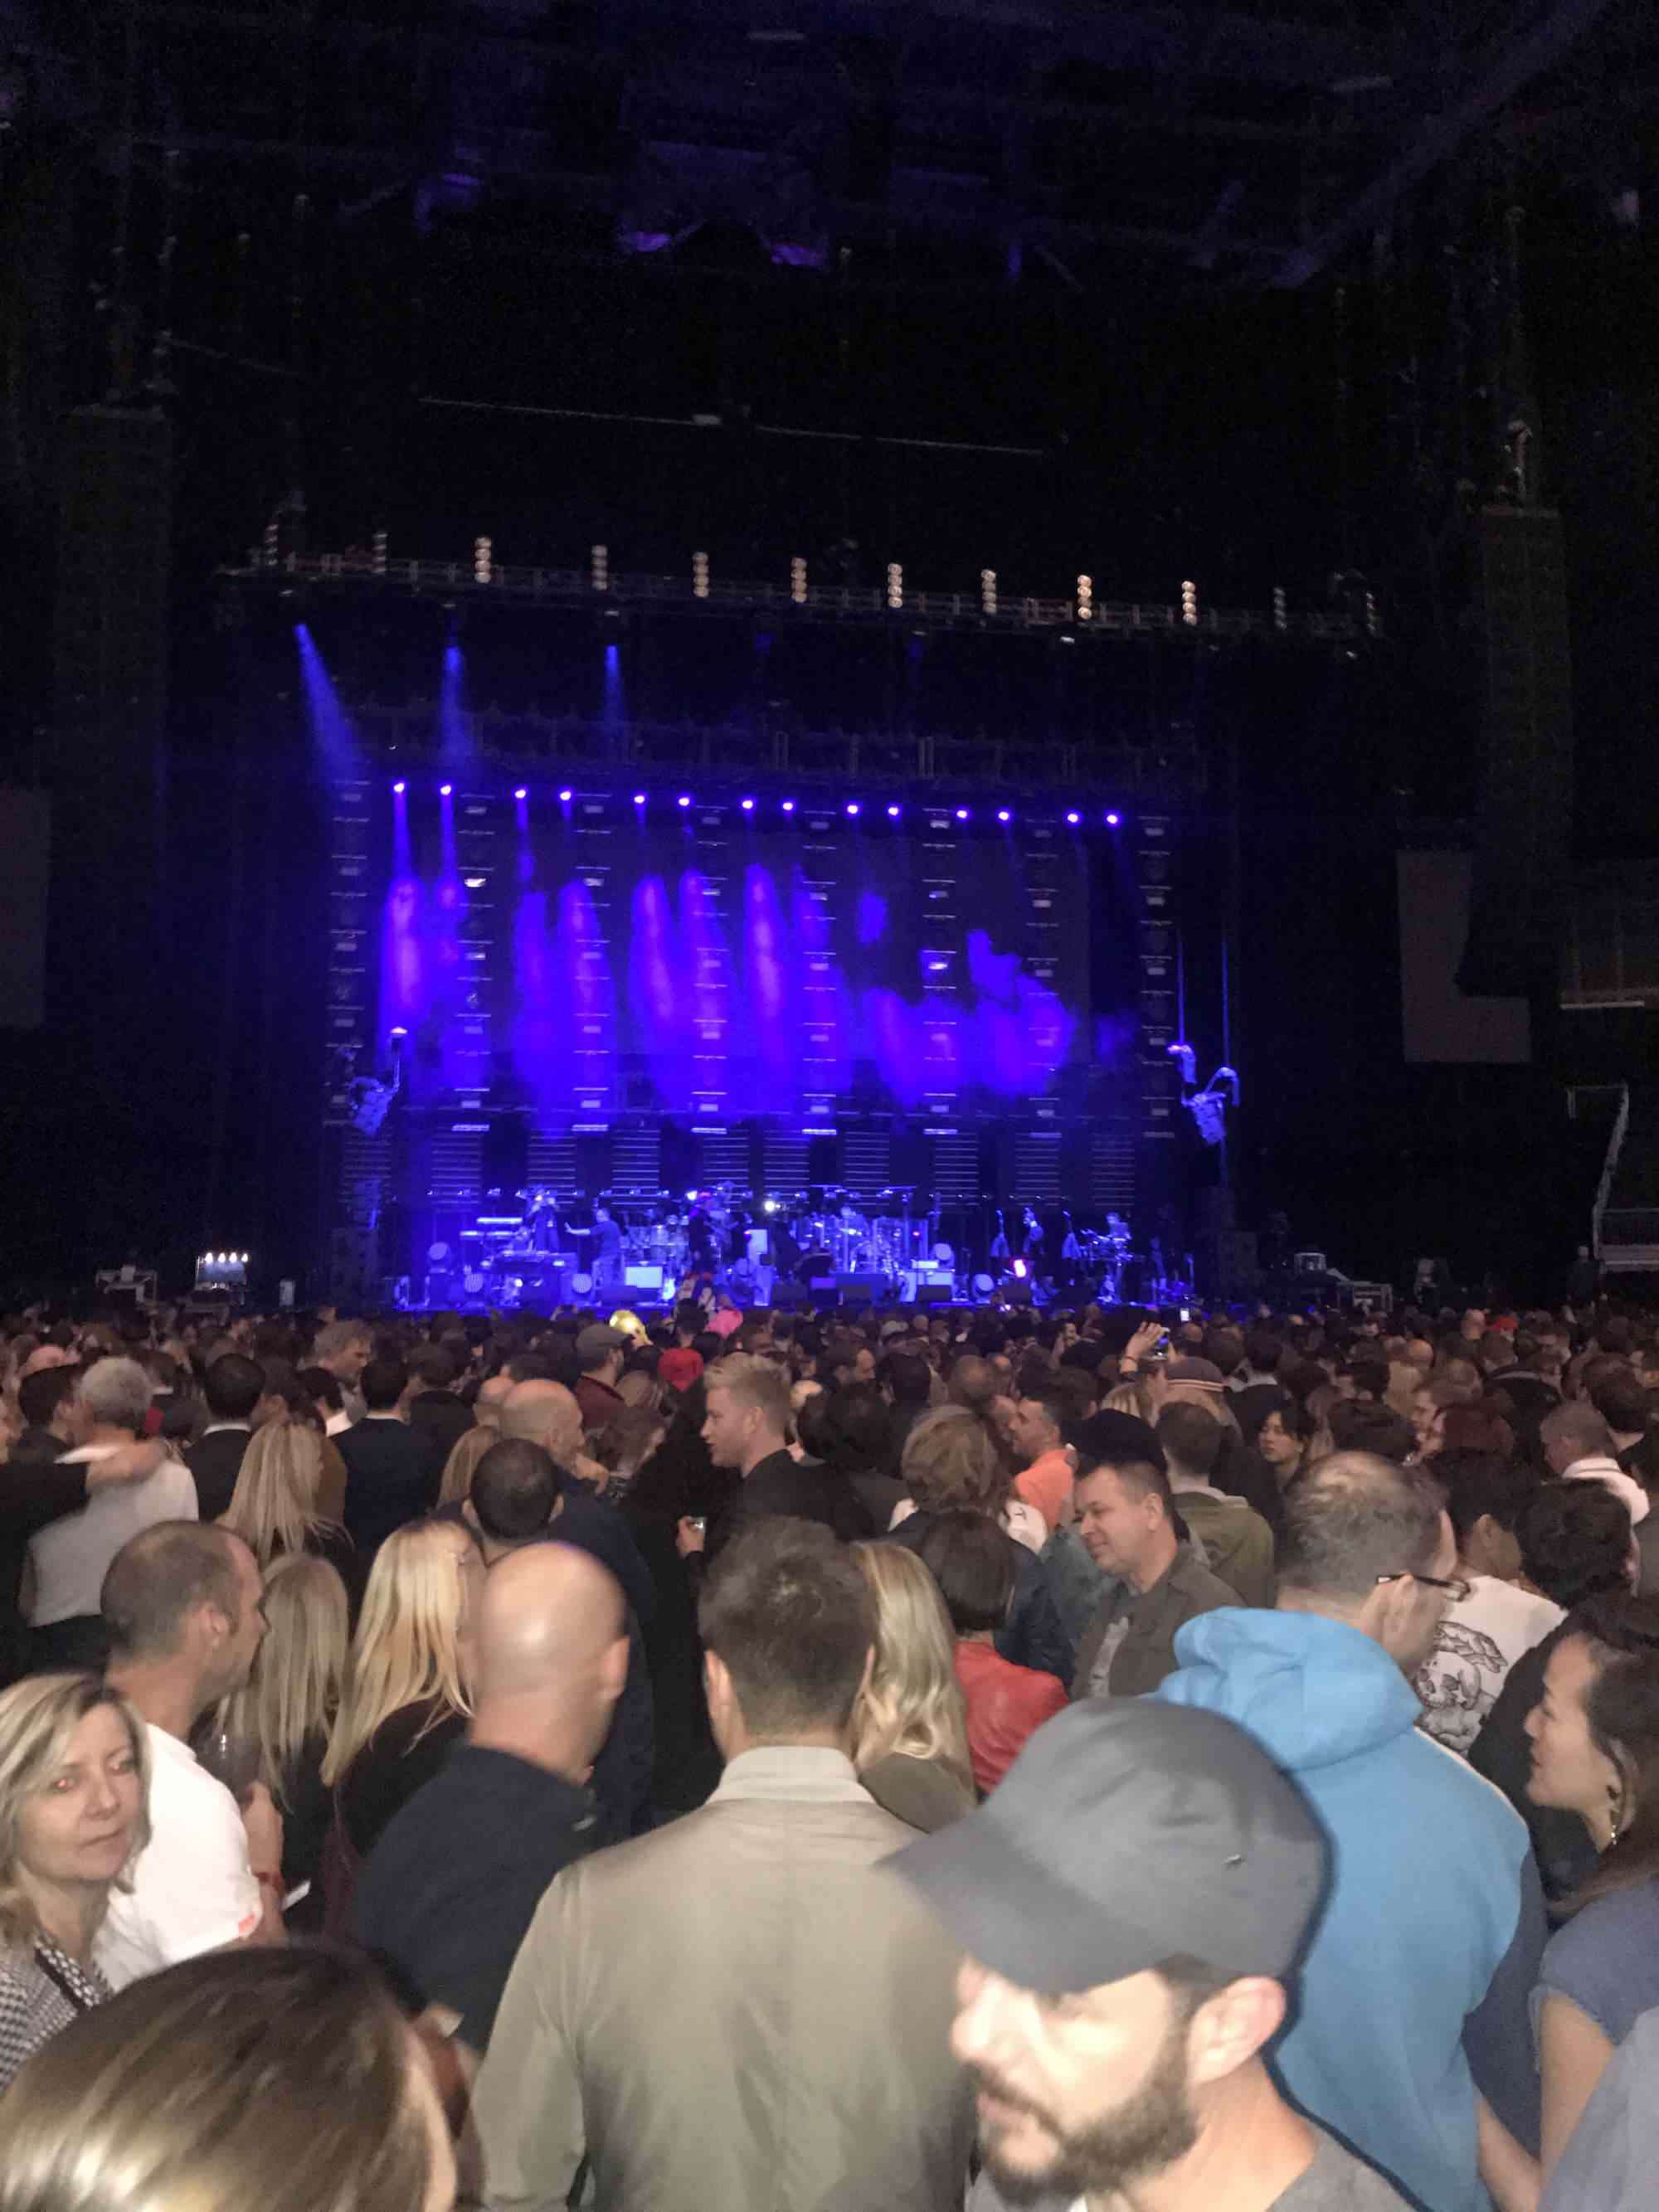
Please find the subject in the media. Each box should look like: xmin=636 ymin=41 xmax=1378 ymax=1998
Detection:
xmin=95 ymin=1723 xmax=262 ymax=1991
xmin=1416 ymin=1575 xmax=1564 ymax=1756
xmin=27 ymin=1448 xmax=198 ymax=1626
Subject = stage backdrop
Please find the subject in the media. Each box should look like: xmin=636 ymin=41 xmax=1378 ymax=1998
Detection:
xmin=359 ymin=788 xmax=1107 ymax=1121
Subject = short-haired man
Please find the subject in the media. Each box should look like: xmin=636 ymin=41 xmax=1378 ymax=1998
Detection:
xmin=895 ymin=1699 xmax=1410 ymax=2211
xmin=1007 ymin=1383 xmax=1075 ymax=1536
xmin=99 ymin=1522 xmax=284 ymax=1986
xmin=1540 ymin=1402 xmax=1651 ymax=1533
xmin=472 ymin=1519 xmax=974 ymax=2210
xmin=186 ymin=1351 xmax=266 ymax=1519
xmin=337 ymin=1356 xmax=442 ymax=1562
xmin=311 ymin=1319 xmax=372 ymax=1422
xmin=495 ymin=1386 xmax=657 ymax=1629
xmin=573 ymin=1324 xmax=630 ymax=1432
xmin=699 ymin=1351 xmax=873 ymax=1558
xmin=1071 ymin=1412 xmax=1237 ymax=1699
xmin=1155 ymin=1403 xmax=1277 ymax=1608
xmin=356 ymin=1539 xmax=627 ymax=2049
xmin=28 ymin=1359 xmax=198 ymax=1670
xmin=1157 ymin=1452 xmax=1545 ymax=2212
xmin=406 ymin=1341 xmax=474 ymax=1464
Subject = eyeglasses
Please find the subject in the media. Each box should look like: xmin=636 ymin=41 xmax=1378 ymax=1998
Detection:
xmin=1376 ymin=1571 xmax=1472 ymax=1605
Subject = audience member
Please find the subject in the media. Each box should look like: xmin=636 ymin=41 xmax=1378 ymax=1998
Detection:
xmin=216 ymin=1552 xmax=350 ymax=1930
xmin=1472 ymin=1481 xmax=1641 ymax=1901
xmin=0 ymin=1948 xmax=455 ymax=2212
xmin=1072 ymin=1412 xmax=1237 ymax=1697
xmin=311 ymin=1322 xmax=373 ymax=1425
xmin=299 ymin=1363 xmax=353 ymax=1437
xmin=848 ymin=1541 xmax=975 ymax=1830
xmin=186 ymin=1352 xmax=266 ymax=1519
xmin=699 ymin=1353 xmax=873 ymax=1556
xmin=405 ymin=1344 xmax=474 ymax=1465
xmin=1536 ymin=2001 xmax=1658 ymax=2212
xmin=28 ymin=1361 xmax=197 ymax=1671
xmin=1158 ymin=1452 xmax=1543 ymax=2212
xmin=98 ymin=1523 xmax=283 ymax=1985
xmin=573 ymin=1325 xmax=630 ymax=1432
xmin=1415 ymin=1450 xmax=1562 ymax=1753
xmin=1542 ymin=1403 xmax=1651 ymax=1532
xmin=471 ymin=1519 xmax=975 ymax=2210
xmin=1155 ymin=1403 xmax=1277 ymax=1607
xmin=219 ymin=1415 xmax=353 ymax=1577
xmin=0 ymin=1676 xmax=149 ymax=2093
xmin=917 ymin=1510 xmax=1068 ymax=1796
xmin=356 ymin=1541 xmax=626 ymax=2050
xmin=338 ymin=1359 xmax=444 ymax=1563
xmin=1525 ymin=1593 xmax=1659 ymax=2180
xmin=888 ymin=1407 xmax=1073 ymax=1685
xmin=895 ymin=1699 xmax=1409 ymax=2212
xmin=436 ymin=1420 xmax=498 ymax=1511
xmin=321 ymin=1519 xmax=478 ymax=1877
xmin=1006 ymin=1381 xmax=1075 ymax=1535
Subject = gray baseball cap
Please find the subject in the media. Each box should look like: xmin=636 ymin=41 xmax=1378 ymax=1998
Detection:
xmin=892 ymin=1699 xmax=1327 ymax=1995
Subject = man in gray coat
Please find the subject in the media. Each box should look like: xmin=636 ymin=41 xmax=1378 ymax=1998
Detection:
xmin=472 ymin=1516 xmax=975 ymax=2212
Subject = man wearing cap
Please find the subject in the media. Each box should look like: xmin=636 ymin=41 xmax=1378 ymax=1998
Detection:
xmin=894 ymin=1699 xmax=1410 ymax=2212
xmin=574 ymin=1325 xmax=629 ymax=1432
xmin=1070 ymin=1412 xmax=1238 ymax=1699
xmin=1157 ymin=1451 xmax=1545 ymax=2212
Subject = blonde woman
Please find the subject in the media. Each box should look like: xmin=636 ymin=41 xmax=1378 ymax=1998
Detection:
xmin=219 ymin=1417 xmax=353 ymax=1580
xmin=322 ymin=1519 xmax=477 ymax=1864
xmin=437 ymin=1422 xmax=497 ymax=1512
xmin=216 ymin=1556 xmax=351 ymax=1931
xmin=0 ymin=1675 xmax=150 ymax=2093
xmin=849 ymin=1544 xmax=974 ymax=1833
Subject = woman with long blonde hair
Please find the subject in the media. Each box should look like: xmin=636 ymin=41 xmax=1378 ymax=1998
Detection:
xmin=849 ymin=1542 xmax=974 ymax=1833
xmin=219 ymin=1417 xmax=350 ymax=1575
xmin=215 ymin=1554 xmax=350 ymax=1930
xmin=436 ymin=1422 xmax=497 ymax=1511
xmin=322 ymin=1519 xmax=477 ymax=1864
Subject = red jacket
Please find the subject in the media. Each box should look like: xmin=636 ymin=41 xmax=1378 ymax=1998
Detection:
xmin=954 ymin=1640 xmax=1068 ymax=1796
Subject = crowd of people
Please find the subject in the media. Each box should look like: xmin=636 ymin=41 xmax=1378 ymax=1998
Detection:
xmin=0 ymin=1287 xmax=1656 ymax=2210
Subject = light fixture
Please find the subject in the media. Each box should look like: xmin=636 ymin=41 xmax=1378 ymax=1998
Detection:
xmin=781 ymin=800 xmax=795 ymax=813
xmin=955 ymin=808 xmax=970 ymax=821
xmin=1105 ymin=810 xmax=1121 ymax=826
xmin=591 ymin=544 xmax=609 ymax=593
xmin=996 ymin=808 xmax=1012 ymax=823
xmin=790 ymin=556 xmax=807 ymax=605
xmin=980 ymin=568 xmax=997 ymax=616
xmin=1181 ymin=579 xmax=1198 ymax=626
xmin=1065 ymin=809 xmax=1081 ymax=825
xmin=677 ymin=794 xmax=692 ymax=808
xmin=474 ymin=535 xmax=493 ymax=586
xmin=887 ymin=804 xmax=901 ymax=818
xmin=513 ymin=786 xmax=528 ymax=800
xmin=740 ymin=797 xmax=755 ymax=811
xmin=633 ymin=792 xmax=646 ymax=805
xmin=846 ymin=801 xmax=861 ymax=816
xmin=439 ymin=783 xmax=453 ymax=797
xmin=886 ymin=562 xmax=903 ymax=611
xmin=558 ymin=787 xmax=573 ymax=802
xmin=392 ymin=780 xmax=406 ymax=794
xmin=692 ymin=551 xmax=709 ymax=600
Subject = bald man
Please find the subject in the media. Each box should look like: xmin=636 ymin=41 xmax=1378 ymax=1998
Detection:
xmin=489 ymin=1383 xmax=657 ymax=1630
xmin=473 ymin=1372 xmax=514 ymax=1430
xmin=354 ymin=1542 xmax=628 ymax=2051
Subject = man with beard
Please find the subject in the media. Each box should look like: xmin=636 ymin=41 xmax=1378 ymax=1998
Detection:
xmin=894 ymin=1699 xmax=1411 ymax=2212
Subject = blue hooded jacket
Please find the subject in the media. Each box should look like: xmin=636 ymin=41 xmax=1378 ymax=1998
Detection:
xmin=1156 ymin=1607 xmax=1539 ymax=2212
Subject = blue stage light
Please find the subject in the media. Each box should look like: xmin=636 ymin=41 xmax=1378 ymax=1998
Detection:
xmin=887 ymin=804 xmax=901 ymax=818
xmin=677 ymin=794 xmax=692 ymax=808
xmin=781 ymin=800 xmax=795 ymax=813
xmin=558 ymin=787 xmax=572 ymax=801
xmin=997 ymin=808 xmax=1012 ymax=823
xmin=1105 ymin=809 xmax=1121 ymax=826
xmin=955 ymin=808 xmax=970 ymax=821
xmin=1065 ymin=809 xmax=1080 ymax=824
xmin=513 ymin=786 xmax=528 ymax=800
xmin=845 ymin=802 xmax=860 ymax=816
xmin=439 ymin=783 xmax=453 ymax=796
xmin=741 ymin=797 xmax=755 ymax=811
xmin=633 ymin=792 xmax=646 ymax=805
xmin=392 ymin=780 xmax=406 ymax=794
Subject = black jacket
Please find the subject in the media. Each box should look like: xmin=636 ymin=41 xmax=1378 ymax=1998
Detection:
xmin=407 ymin=1389 xmax=474 ymax=1469
xmin=186 ymin=1425 xmax=253 ymax=1522
xmin=885 ymin=1506 xmax=1075 ymax=1691
xmin=709 ymin=1449 xmax=874 ymax=1560
xmin=337 ymin=1418 xmax=442 ymax=1560
xmin=0 ymin=1447 xmax=90 ymax=1688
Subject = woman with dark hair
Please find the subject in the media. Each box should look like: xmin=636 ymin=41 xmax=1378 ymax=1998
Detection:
xmin=1470 ymin=1483 xmax=1639 ymax=1903
xmin=1525 ymin=1593 xmax=1659 ymax=2179
xmin=796 ymin=1386 xmax=904 ymax=1530
xmin=1242 ymin=1395 xmax=1313 ymax=1489
xmin=912 ymin=1510 xmax=1066 ymax=1797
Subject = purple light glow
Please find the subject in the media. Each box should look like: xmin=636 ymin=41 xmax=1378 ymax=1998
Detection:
xmin=1105 ymin=810 xmax=1121 ymax=826
xmin=677 ymin=795 xmax=692 ymax=808
xmin=887 ymin=804 xmax=902 ymax=818
xmin=439 ymin=783 xmax=453 ymax=797
xmin=845 ymin=802 xmax=861 ymax=817
xmin=513 ymin=787 xmax=528 ymax=801
xmin=997 ymin=808 xmax=1012 ymax=823
xmin=557 ymin=788 xmax=573 ymax=802
xmin=955 ymin=808 xmax=970 ymax=821
xmin=633 ymin=793 xmax=647 ymax=805
xmin=392 ymin=780 xmax=406 ymax=795
xmin=741 ymin=798 xmax=755 ymax=811
xmin=1065 ymin=810 xmax=1080 ymax=824
xmin=781 ymin=800 xmax=795 ymax=813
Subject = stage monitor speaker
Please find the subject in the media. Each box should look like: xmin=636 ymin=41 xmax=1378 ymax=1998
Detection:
xmin=912 ymin=1281 xmax=954 ymax=1305
xmin=624 ymin=1263 xmax=667 ymax=1292
xmin=832 ymin=1272 xmax=887 ymax=1305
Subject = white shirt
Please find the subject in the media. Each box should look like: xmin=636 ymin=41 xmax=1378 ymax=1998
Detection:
xmin=27 ymin=1447 xmax=198 ymax=1626
xmin=1416 ymin=1576 xmax=1564 ymax=1756
xmin=324 ymin=1408 xmax=352 ymax=1437
xmin=95 ymin=1723 xmax=262 ymax=1990
xmin=1563 ymin=1456 xmax=1651 ymax=1527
